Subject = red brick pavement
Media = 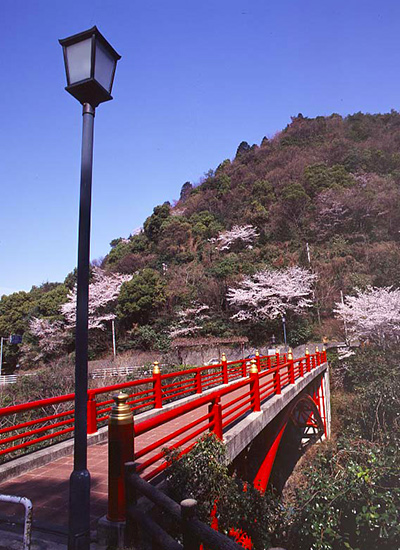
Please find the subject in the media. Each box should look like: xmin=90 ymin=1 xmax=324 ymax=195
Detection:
xmin=0 ymin=372 xmax=281 ymax=530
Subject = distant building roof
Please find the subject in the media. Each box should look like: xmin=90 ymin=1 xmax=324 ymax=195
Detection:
xmin=171 ymin=336 xmax=249 ymax=348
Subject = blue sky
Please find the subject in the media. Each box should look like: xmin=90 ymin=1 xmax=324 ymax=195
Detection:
xmin=1 ymin=0 xmax=400 ymax=295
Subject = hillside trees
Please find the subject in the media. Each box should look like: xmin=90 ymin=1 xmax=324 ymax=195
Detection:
xmin=26 ymin=268 xmax=132 ymax=363
xmin=227 ymin=266 xmax=316 ymax=322
xmin=7 ymin=111 xmax=400 ymax=362
xmin=117 ymin=268 xmax=167 ymax=327
xmin=214 ymin=225 xmax=259 ymax=252
xmin=334 ymin=286 xmax=400 ymax=346
xmin=61 ymin=267 xmax=132 ymax=330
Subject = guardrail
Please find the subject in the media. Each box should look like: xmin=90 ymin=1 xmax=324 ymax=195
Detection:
xmin=124 ymin=462 xmax=242 ymax=550
xmin=0 ymin=348 xmax=327 ymax=463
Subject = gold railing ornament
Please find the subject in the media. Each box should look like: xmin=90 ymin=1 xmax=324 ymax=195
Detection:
xmin=153 ymin=361 xmax=160 ymax=375
xmin=109 ymin=392 xmax=133 ymax=426
xmin=250 ymin=358 xmax=258 ymax=374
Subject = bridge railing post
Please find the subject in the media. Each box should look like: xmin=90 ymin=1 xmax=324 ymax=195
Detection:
xmin=322 ymin=346 xmax=327 ymax=362
xmin=153 ymin=361 xmax=162 ymax=409
xmin=288 ymin=348 xmax=295 ymax=384
xmin=195 ymin=369 xmax=202 ymax=394
xmin=181 ymin=498 xmax=200 ymax=550
xmin=108 ymin=392 xmax=134 ymax=523
xmin=250 ymin=359 xmax=261 ymax=412
xmin=274 ymin=349 xmax=281 ymax=394
xmin=255 ymin=349 xmax=261 ymax=372
xmin=221 ymin=353 xmax=228 ymax=384
xmin=208 ymin=396 xmax=223 ymax=439
xmin=305 ymin=347 xmax=311 ymax=372
xmin=87 ymin=391 xmax=98 ymax=434
xmin=315 ymin=346 xmax=320 ymax=366
xmin=124 ymin=461 xmax=138 ymax=548
xmin=241 ymin=359 xmax=247 ymax=378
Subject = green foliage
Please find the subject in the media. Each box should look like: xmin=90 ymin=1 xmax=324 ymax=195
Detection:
xmin=288 ymin=439 xmax=400 ymax=550
xmin=252 ymin=180 xmax=274 ymax=205
xmin=281 ymin=183 xmax=310 ymax=212
xmin=121 ymin=325 xmax=171 ymax=352
xmin=286 ymin=345 xmax=400 ymax=550
xmin=117 ymin=268 xmax=167 ymax=326
xmin=304 ymin=164 xmax=353 ymax=197
xmin=165 ymin=434 xmax=282 ymax=549
xmin=287 ymin=319 xmax=314 ymax=347
xmin=189 ymin=210 xmax=223 ymax=240
xmin=143 ymin=203 xmax=171 ymax=242
xmin=31 ymin=284 xmax=68 ymax=320
xmin=208 ymin=254 xmax=241 ymax=280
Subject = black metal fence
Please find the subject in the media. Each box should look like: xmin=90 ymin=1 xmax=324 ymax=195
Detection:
xmin=124 ymin=462 xmax=243 ymax=550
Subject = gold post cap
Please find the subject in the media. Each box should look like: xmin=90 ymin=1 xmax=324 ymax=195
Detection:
xmin=276 ymin=347 xmax=280 ymax=355
xmin=255 ymin=349 xmax=259 ymax=356
xmin=315 ymin=346 xmax=319 ymax=353
xmin=109 ymin=392 xmax=133 ymax=425
xmin=322 ymin=345 xmax=326 ymax=352
xmin=153 ymin=361 xmax=160 ymax=374
xmin=221 ymin=352 xmax=227 ymax=362
xmin=250 ymin=358 xmax=258 ymax=374
xmin=305 ymin=346 xmax=309 ymax=355
xmin=288 ymin=348 xmax=293 ymax=360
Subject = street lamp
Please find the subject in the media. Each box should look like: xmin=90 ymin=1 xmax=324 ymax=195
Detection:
xmin=59 ymin=26 xmax=120 ymax=550
xmin=282 ymin=315 xmax=287 ymax=351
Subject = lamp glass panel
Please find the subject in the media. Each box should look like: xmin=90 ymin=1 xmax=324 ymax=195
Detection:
xmin=65 ymin=38 xmax=92 ymax=84
xmin=94 ymin=40 xmax=115 ymax=92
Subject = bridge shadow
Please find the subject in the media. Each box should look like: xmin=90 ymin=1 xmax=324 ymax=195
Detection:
xmin=229 ymin=404 xmax=322 ymax=494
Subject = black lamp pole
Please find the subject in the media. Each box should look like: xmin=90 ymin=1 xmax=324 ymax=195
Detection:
xmin=68 ymin=102 xmax=95 ymax=550
xmin=59 ymin=27 xmax=120 ymax=549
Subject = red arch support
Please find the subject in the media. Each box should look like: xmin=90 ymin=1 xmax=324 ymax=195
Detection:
xmin=253 ymin=393 xmax=324 ymax=493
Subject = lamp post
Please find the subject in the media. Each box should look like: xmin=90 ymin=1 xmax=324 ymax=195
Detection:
xmin=59 ymin=27 xmax=120 ymax=550
xmin=282 ymin=315 xmax=287 ymax=351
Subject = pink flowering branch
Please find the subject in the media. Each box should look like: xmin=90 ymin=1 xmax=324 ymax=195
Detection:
xmin=334 ymin=286 xmax=400 ymax=346
xmin=227 ymin=266 xmax=316 ymax=322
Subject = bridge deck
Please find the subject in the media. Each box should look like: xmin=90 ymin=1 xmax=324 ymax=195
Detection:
xmin=0 ymin=352 xmax=328 ymax=532
xmin=0 ymin=383 xmax=256 ymax=530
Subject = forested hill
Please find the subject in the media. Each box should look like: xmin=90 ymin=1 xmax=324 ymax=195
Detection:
xmin=103 ymin=111 xmax=400 ymax=323
xmin=3 ymin=111 xmax=400 ymax=367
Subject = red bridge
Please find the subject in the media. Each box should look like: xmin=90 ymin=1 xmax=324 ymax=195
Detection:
xmin=0 ymin=346 xmax=330 ymax=536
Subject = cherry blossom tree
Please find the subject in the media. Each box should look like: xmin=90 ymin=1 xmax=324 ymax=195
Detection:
xmin=27 ymin=268 xmax=132 ymax=361
xmin=170 ymin=303 xmax=210 ymax=338
xmin=227 ymin=266 xmax=316 ymax=322
xmin=334 ymin=286 xmax=400 ymax=347
xmin=61 ymin=267 xmax=132 ymax=330
xmin=28 ymin=317 xmax=67 ymax=361
xmin=214 ymin=225 xmax=259 ymax=251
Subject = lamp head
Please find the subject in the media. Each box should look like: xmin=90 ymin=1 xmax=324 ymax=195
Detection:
xmin=59 ymin=26 xmax=121 ymax=107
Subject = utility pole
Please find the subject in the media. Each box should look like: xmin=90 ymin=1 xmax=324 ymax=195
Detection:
xmin=340 ymin=290 xmax=349 ymax=345
xmin=306 ymin=242 xmax=321 ymax=326
xmin=111 ymin=319 xmax=116 ymax=359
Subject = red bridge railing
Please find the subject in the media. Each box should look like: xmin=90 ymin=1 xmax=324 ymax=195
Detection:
xmin=0 ymin=347 xmax=327 ymax=465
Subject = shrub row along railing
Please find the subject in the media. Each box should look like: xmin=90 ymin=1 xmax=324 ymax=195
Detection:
xmin=124 ymin=462 xmax=242 ymax=550
xmin=0 ymin=348 xmax=327 ymax=465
